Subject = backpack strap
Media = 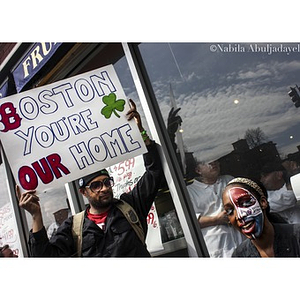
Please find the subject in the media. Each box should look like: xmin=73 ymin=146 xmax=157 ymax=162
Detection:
xmin=115 ymin=200 xmax=145 ymax=245
xmin=71 ymin=201 xmax=145 ymax=257
xmin=71 ymin=210 xmax=85 ymax=257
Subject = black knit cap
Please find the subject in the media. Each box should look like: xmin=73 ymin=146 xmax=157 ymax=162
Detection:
xmin=78 ymin=169 xmax=110 ymax=188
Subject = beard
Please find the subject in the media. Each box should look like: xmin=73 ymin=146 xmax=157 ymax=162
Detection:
xmin=88 ymin=190 xmax=114 ymax=210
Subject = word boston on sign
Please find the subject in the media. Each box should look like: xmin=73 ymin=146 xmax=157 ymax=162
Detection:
xmin=0 ymin=65 xmax=147 ymax=193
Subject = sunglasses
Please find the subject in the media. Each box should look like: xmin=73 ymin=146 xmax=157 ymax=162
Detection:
xmin=86 ymin=177 xmax=114 ymax=193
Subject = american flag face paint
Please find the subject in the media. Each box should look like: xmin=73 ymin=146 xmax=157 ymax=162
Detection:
xmin=227 ymin=187 xmax=264 ymax=239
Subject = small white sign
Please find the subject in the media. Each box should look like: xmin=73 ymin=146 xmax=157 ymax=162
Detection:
xmin=291 ymin=173 xmax=300 ymax=201
xmin=108 ymin=156 xmax=164 ymax=252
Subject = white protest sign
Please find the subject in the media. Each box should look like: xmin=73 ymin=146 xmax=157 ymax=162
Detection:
xmin=0 ymin=202 xmax=23 ymax=257
xmin=146 ymin=203 xmax=164 ymax=252
xmin=108 ymin=155 xmax=164 ymax=252
xmin=0 ymin=65 xmax=147 ymax=192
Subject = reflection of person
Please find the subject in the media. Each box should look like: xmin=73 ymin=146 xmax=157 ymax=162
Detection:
xmin=0 ymin=244 xmax=18 ymax=257
xmin=282 ymin=158 xmax=300 ymax=178
xmin=223 ymin=177 xmax=300 ymax=257
xmin=260 ymin=161 xmax=300 ymax=224
xmin=187 ymin=160 xmax=245 ymax=257
xmin=167 ymin=107 xmax=197 ymax=180
xmin=16 ymin=100 xmax=163 ymax=257
xmin=47 ymin=207 xmax=71 ymax=239
xmin=167 ymin=107 xmax=182 ymax=153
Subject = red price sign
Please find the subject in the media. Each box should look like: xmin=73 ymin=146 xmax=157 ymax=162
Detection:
xmin=116 ymin=158 xmax=135 ymax=175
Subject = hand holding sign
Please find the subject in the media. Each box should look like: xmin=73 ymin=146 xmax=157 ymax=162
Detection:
xmin=16 ymin=185 xmax=43 ymax=233
xmin=126 ymin=99 xmax=142 ymax=127
xmin=126 ymin=99 xmax=150 ymax=146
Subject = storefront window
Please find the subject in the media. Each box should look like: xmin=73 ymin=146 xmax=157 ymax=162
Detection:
xmin=0 ymin=153 xmax=23 ymax=257
xmin=139 ymin=42 xmax=300 ymax=256
xmin=72 ymin=44 xmax=187 ymax=256
xmin=1 ymin=43 xmax=189 ymax=257
xmin=23 ymin=187 xmax=70 ymax=240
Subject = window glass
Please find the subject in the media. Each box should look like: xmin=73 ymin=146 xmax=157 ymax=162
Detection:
xmin=139 ymin=43 xmax=300 ymax=165
xmin=0 ymin=158 xmax=23 ymax=257
xmin=24 ymin=187 xmax=70 ymax=240
xmin=75 ymin=44 xmax=187 ymax=256
xmin=139 ymin=42 xmax=300 ymax=256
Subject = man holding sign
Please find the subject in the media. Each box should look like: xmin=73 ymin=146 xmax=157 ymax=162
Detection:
xmin=16 ymin=100 xmax=163 ymax=257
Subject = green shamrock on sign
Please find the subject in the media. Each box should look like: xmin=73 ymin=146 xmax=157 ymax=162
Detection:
xmin=101 ymin=93 xmax=126 ymax=119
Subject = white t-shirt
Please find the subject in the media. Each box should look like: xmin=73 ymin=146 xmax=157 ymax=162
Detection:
xmin=268 ymin=184 xmax=300 ymax=223
xmin=187 ymin=175 xmax=245 ymax=257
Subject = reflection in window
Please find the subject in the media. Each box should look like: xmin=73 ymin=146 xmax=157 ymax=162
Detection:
xmin=139 ymin=42 xmax=300 ymax=255
xmin=24 ymin=187 xmax=69 ymax=239
xmin=0 ymin=161 xmax=23 ymax=257
xmin=139 ymin=43 xmax=300 ymax=170
xmin=73 ymin=44 xmax=187 ymax=255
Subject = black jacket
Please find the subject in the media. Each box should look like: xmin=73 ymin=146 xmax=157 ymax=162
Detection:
xmin=28 ymin=141 xmax=163 ymax=257
xmin=232 ymin=223 xmax=300 ymax=257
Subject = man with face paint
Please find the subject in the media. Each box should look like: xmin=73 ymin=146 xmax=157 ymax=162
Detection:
xmin=223 ymin=177 xmax=300 ymax=257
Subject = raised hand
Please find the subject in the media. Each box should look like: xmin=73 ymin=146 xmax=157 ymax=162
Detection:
xmin=126 ymin=99 xmax=143 ymax=130
xmin=16 ymin=185 xmax=44 ymax=232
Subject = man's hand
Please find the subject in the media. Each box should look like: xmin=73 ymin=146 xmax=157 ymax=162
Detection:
xmin=126 ymin=99 xmax=143 ymax=131
xmin=167 ymin=107 xmax=182 ymax=136
xmin=16 ymin=185 xmax=41 ymax=216
xmin=126 ymin=99 xmax=151 ymax=145
xmin=215 ymin=210 xmax=229 ymax=225
xmin=16 ymin=185 xmax=44 ymax=232
xmin=199 ymin=210 xmax=229 ymax=228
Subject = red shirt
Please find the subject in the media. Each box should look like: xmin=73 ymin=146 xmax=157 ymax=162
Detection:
xmin=87 ymin=208 xmax=109 ymax=230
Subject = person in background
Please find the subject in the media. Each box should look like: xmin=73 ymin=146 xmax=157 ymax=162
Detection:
xmin=47 ymin=206 xmax=71 ymax=239
xmin=282 ymin=158 xmax=300 ymax=178
xmin=186 ymin=159 xmax=245 ymax=257
xmin=223 ymin=177 xmax=300 ymax=257
xmin=0 ymin=244 xmax=18 ymax=257
xmin=16 ymin=100 xmax=163 ymax=257
xmin=166 ymin=107 xmax=197 ymax=181
xmin=260 ymin=161 xmax=300 ymax=224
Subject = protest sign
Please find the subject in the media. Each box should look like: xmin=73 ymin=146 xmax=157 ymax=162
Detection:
xmin=0 ymin=65 xmax=147 ymax=193
xmin=0 ymin=202 xmax=23 ymax=257
xmin=108 ymin=155 xmax=164 ymax=252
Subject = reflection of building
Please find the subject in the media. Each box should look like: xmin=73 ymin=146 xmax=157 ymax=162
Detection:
xmin=219 ymin=139 xmax=281 ymax=179
xmin=285 ymin=145 xmax=300 ymax=164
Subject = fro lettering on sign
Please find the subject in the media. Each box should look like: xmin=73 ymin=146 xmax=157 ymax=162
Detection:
xmin=0 ymin=64 xmax=147 ymax=193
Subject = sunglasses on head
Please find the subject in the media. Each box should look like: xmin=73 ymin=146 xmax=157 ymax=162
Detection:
xmin=86 ymin=177 xmax=114 ymax=193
